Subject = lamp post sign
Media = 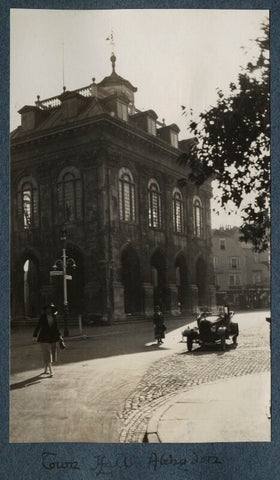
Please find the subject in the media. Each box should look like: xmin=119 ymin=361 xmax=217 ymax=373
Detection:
xmin=50 ymin=230 xmax=77 ymax=337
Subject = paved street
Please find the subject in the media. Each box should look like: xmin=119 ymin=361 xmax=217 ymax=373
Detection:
xmin=10 ymin=310 xmax=270 ymax=443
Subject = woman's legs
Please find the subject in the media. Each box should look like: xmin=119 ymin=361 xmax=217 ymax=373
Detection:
xmin=49 ymin=343 xmax=57 ymax=376
xmin=40 ymin=343 xmax=54 ymax=375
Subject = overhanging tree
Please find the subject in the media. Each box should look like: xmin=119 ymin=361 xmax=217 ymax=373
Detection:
xmin=179 ymin=21 xmax=270 ymax=252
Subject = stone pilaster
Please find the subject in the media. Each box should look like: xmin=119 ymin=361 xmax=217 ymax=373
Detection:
xmin=190 ymin=284 xmax=199 ymax=313
xmin=112 ymin=281 xmax=125 ymax=321
xmin=143 ymin=283 xmax=154 ymax=317
xmin=40 ymin=284 xmax=53 ymax=309
xmin=168 ymin=283 xmax=179 ymax=316
xmin=208 ymin=284 xmax=217 ymax=308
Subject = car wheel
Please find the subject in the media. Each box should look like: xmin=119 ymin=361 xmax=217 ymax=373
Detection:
xmin=221 ymin=337 xmax=226 ymax=351
xmin=232 ymin=335 xmax=238 ymax=345
xmin=187 ymin=338 xmax=193 ymax=352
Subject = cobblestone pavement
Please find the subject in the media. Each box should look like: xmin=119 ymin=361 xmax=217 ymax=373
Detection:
xmin=119 ymin=312 xmax=270 ymax=442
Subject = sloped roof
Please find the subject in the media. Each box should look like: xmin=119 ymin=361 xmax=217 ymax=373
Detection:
xmin=11 ymin=96 xmax=109 ymax=138
xmin=97 ymin=70 xmax=137 ymax=93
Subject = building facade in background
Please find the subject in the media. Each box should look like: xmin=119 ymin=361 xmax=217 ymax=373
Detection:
xmin=10 ymin=54 xmax=216 ymax=323
xmin=212 ymin=227 xmax=270 ymax=309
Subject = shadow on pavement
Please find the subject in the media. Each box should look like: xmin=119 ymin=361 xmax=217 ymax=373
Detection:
xmin=11 ymin=316 xmax=194 ymax=374
xmin=10 ymin=375 xmax=46 ymax=390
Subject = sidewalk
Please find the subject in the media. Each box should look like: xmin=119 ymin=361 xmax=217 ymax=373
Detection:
xmin=147 ymin=372 xmax=270 ymax=443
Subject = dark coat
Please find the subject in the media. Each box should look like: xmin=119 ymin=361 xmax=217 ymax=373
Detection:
xmin=33 ymin=313 xmax=61 ymax=343
xmin=153 ymin=311 xmax=166 ymax=339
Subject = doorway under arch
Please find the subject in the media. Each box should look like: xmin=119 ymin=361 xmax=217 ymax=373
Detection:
xmin=151 ymin=249 xmax=167 ymax=311
xmin=23 ymin=258 xmax=40 ymax=317
xmin=121 ymin=246 xmax=141 ymax=314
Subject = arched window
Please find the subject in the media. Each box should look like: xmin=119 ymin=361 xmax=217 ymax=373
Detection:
xmin=17 ymin=177 xmax=39 ymax=229
xmin=148 ymin=179 xmax=162 ymax=229
xmin=193 ymin=196 xmax=203 ymax=237
xmin=172 ymin=188 xmax=184 ymax=233
xmin=57 ymin=167 xmax=82 ymax=223
xmin=118 ymin=168 xmax=136 ymax=222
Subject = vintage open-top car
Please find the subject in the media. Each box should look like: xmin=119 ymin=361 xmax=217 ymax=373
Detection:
xmin=182 ymin=306 xmax=239 ymax=351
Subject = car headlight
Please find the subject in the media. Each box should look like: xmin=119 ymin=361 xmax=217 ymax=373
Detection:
xmin=210 ymin=326 xmax=216 ymax=332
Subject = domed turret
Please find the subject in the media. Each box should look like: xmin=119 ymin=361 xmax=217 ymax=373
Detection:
xmin=97 ymin=53 xmax=137 ymax=104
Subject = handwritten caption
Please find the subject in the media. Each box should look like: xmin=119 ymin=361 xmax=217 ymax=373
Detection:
xmin=41 ymin=451 xmax=222 ymax=476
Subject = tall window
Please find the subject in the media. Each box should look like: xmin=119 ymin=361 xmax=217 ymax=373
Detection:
xmin=148 ymin=179 xmax=162 ymax=229
xmin=253 ymin=272 xmax=262 ymax=284
xmin=193 ymin=196 xmax=203 ymax=237
xmin=117 ymin=102 xmax=128 ymax=121
xmin=17 ymin=177 xmax=39 ymax=229
xmin=229 ymin=274 xmax=241 ymax=286
xmin=172 ymin=188 xmax=184 ymax=233
xmin=229 ymin=257 xmax=240 ymax=269
xmin=57 ymin=167 xmax=82 ymax=223
xmin=170 ymin=131 xmax=178 ymax=148
xmin=119 ymin=168 xmax=136 ymax=222
xmin=147 ymin=117 xmax=156 ymax=135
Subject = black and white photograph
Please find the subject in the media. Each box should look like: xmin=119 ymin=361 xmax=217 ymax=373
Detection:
xmin=9 ymin=7 xmax=271 ymax=448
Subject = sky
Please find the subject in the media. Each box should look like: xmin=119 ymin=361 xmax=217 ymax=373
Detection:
xmin=10 ymin=8 xmax=268 ymax=228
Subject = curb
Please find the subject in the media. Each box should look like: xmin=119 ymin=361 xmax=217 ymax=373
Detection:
xmin=146 ymin=372 xmax=270 ymax=443
xmin=146 ymin=398 xmax=178 ymax=443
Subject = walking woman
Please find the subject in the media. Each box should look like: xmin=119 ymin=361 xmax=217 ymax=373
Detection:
xmin=153 ymin=305 xmax=166 ymax=345
xmin=33 ymin=303 xmax=62 ymax=377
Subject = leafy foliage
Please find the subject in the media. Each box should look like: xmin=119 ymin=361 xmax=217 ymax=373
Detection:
xmin=179 ymin=21 xmax=270 ymax=252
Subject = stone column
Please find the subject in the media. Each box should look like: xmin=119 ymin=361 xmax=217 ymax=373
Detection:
xmin=168 ymin=283 xmax=179 ymax=316
xmin=143 ymin=283 xmax=154 ymax=318
xmin=208 ymin=284 xmax=217 ymax=308
xmin=190 ymin=284 xmax=199 ymax=313
xmin=112 ymin=281 xmax=125 ymax=321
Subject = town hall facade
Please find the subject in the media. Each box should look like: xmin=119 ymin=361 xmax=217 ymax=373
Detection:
xmin=11 ymin=53 xmax=216 ymax=323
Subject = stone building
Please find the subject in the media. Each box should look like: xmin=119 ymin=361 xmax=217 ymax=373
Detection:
xmin=10 ymin=54 xmax=216 ymax=323
xmin=212 ymin=227 xmax=270 ymax=309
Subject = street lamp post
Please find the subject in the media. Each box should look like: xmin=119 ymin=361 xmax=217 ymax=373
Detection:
xmin=50 ymin=230 xmax=77 ymax=337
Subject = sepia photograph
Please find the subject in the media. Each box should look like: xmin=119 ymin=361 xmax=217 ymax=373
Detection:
xmin=9 ymin=7 xmax=271 ymax=447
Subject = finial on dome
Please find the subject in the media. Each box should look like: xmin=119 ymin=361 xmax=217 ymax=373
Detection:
xmin=106 ymin=29 xmax=116 ymax=72
xmin=110 ymin=53 xmax=116 ymax=72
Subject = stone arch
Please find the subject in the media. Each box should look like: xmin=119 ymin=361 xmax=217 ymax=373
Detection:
xmin=151 ymin=247 xmax=167 ymax=311
xmin=175 ymin=251 xmax=190 ymax=311
xmin=121 ymin=245 xmax=141 ymax=314
xmin=196 ymin=255 xmax=208 ymax=306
